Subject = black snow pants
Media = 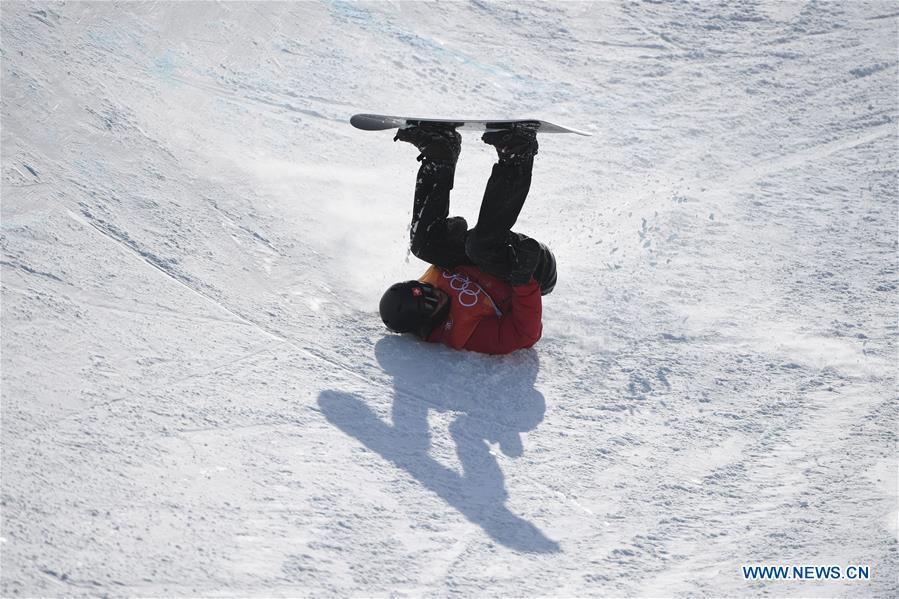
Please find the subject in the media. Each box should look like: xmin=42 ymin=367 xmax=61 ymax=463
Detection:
xmin=408 ymin=156 xmax=557 ymax=295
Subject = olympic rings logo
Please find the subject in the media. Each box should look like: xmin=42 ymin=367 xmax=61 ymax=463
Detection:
xmin=442 ymin=271 xmax=483 ymax=308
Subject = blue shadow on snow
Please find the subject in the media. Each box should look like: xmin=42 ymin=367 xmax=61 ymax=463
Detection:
xmin=317 ymin=335 xmax=559 ymax=554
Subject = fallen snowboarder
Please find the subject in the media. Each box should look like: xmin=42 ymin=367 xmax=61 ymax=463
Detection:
xmin=378 ymin=124 xmax=557 ymax=355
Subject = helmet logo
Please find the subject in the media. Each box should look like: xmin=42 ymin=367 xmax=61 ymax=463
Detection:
xmin=412 ymin=287 xmax=423 ymax=297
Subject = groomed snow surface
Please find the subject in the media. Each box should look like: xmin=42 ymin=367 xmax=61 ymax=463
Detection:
xmin=2 ymin=1 xmax=897 ymax=597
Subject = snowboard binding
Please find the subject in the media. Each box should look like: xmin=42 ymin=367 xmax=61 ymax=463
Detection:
xmin=482 ymin=123 xmax=539 ymax=165
xmin=394 ymin=124 xmax=461 ymax=165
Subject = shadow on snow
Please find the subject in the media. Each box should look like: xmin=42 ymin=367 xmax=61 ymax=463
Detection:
xmin=318 ymin=335 xmax=559 ymax=554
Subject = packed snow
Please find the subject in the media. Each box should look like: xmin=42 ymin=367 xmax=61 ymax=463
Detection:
xmin=2 ymin=1 xmax=897 ymax=596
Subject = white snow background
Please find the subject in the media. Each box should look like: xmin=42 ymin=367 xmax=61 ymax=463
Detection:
xmin=1 ymin=1 xmax=897 ymax=596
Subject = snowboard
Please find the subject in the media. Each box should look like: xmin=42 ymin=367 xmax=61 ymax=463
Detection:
xmin=350 ymin=113 xmax=591 ymax=136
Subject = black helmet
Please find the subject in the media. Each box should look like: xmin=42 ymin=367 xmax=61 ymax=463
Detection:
xmin=379 ymin=281 xmax=447 ymax=338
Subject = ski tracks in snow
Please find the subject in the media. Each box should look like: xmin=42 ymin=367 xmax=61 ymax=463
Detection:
xmin=2 ymin=0 xmax=897 ymax=596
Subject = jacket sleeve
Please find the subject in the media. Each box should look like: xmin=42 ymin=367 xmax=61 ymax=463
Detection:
xmin=463 ymin=279 xmax=543 ymax=355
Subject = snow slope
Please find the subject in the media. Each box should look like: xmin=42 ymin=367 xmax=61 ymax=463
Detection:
xmin=2 ymin=1 xmax=897 ymax=596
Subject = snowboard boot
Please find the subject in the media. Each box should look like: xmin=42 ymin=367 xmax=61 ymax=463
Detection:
xmin=394 ymin=124 xmax=462 ymax=165
xmin=482 ymin=124 xmax=539 ymax=165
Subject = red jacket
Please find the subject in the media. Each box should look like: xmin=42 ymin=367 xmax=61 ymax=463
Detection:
xmin=419 ymin=265 xmax=542 ymax=355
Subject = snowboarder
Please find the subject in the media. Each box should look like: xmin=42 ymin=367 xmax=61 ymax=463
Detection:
xmin=379 ymin=124 xmax=557 ymax=355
